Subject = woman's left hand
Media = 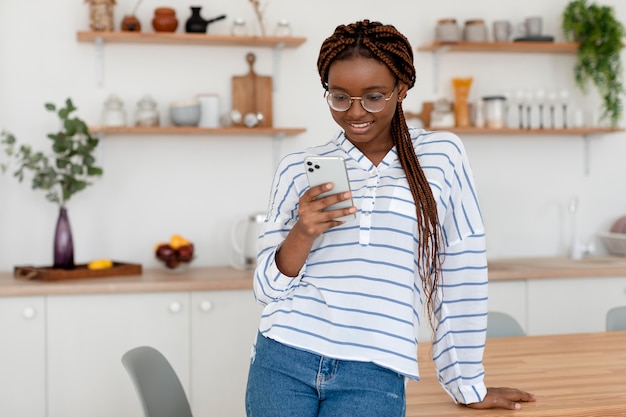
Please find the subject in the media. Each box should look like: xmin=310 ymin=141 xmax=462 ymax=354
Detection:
xmin=466 ymin=387 xmax=536 ymax=410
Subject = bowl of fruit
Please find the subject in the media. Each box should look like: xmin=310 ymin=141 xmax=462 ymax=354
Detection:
xmin=155 ymin=234 xmax=195 ymax=272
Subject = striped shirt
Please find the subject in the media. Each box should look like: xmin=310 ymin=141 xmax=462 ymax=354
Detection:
xmin=253 ymin=128 xmax=488 ymax=404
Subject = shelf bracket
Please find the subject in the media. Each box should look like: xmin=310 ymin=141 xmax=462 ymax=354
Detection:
xmin=583 ymin=134 xmax=593 ymax=176
xmin=432 ymin=46 xmax=449 ymax=95
xmin=272 ymin=132 xmax=285 ymax=169
xmin=94 ymin=36 xmax=104 ymax=87
xmin=272 ymin=43 xmax=285 ymax=92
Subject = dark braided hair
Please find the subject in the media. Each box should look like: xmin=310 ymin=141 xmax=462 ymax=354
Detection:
xmin=318 ymin=20 xmax=443 ymax=328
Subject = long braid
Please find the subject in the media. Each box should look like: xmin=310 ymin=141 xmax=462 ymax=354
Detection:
xmin=317 ymin=20 xmax=443 ymax=328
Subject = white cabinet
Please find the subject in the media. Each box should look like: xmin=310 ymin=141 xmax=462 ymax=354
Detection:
xmin=46 ymin=292 xmax=190 ymax=417
xmin=0 ymin=296 xmax=46 ymax=417
xmin=190 ymin=290 xmax=263 ymax=417
xmin=528 ymin=276 xmax=626 ymax=335
xmin=488 ymin=280 xmax=528 ymax=333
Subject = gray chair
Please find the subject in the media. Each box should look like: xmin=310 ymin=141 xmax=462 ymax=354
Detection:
xmin=486 ymin=311 xmax=526 ymax=338
xmin=606 ymin=306 xmax=626 ymax=331
xmin=121 ymin=346 xmax=193 ymax=417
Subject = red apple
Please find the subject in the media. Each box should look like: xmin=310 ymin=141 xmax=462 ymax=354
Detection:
xmin=155 ymin=244 xmax=176 ymax=261
xmin=178 ymin=244 xmax=194 ymax=262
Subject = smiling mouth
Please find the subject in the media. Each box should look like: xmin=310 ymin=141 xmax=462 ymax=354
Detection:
xmin=349 ymin=121 xmax=373 ymax=128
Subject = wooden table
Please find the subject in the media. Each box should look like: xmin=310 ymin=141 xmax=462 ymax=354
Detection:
xmin=406 ymin=331 xmax=626 ymax=416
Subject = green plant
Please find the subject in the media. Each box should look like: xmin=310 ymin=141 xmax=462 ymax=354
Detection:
xmin=562 ymin=0 xmax=625 ymax=127
xmin=1 ymin=98 xmax=103 ymax=206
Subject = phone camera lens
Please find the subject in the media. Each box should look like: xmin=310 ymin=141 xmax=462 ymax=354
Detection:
xmin=314 ymin=164 xmax=320 ymax=169
xmin=308 ymin=168 xmax=314 ymax=172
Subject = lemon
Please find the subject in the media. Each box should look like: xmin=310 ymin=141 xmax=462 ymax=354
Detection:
xmin=88 ymin=259 xmax=114 ymax=270
xmin=170 ymin=234 xmax=190 ymax=250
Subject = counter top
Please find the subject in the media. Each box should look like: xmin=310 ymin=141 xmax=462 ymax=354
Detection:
xmin=406 ymin=331 xmax=626 ymax=416
xmin=1 ymin=256 xmax=626 ymax=297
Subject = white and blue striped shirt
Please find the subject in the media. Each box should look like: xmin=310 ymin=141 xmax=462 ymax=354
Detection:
xmin=253 ymin=128 xmax=488 ymax=404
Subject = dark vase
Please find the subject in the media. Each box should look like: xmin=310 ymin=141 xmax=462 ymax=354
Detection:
xmin=53 ymin=207 xmax=74 ymax=269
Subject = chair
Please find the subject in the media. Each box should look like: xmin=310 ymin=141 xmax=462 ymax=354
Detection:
xmin=486 ymin=311 xmax=526 ymax=338
xmin=121 ymin=346 xmax=193 ymax=417
xmin=606 ymin=306 xmax=626 ymax=331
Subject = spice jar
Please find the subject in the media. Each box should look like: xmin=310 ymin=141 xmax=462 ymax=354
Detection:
xmin=482 ymin=95 xmax=507 ymax=129
xmin=231 ymin=18 xmax=248 ymax=36
xmin=274 ymin=19 xmax=292 ymax=37
xmin=152 ymin=7 xmax=178 ymax=32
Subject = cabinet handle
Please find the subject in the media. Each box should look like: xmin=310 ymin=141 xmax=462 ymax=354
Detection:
xmin=169 ymin=301 xmax=182 ymax=313
xmin=22 ymin=307 xmax=36 ymax=319
xmin=199 ymin=300 xmax=213 ymax=312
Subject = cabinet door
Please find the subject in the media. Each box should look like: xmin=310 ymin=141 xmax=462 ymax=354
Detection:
xmin=528 ymin=276 xmax=626 ymax=335
xmin=190 ymin=290 xmax=263 ymax=417
xmin=489 ymin=280 xmax=528 ymax=333
xmin=0 ymin=296 xmax=45 ymax=417
xmin=47 ymin=292 xmax=190 ymax=417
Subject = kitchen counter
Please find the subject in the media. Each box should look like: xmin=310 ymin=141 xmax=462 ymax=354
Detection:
xmin=1 ymin=256 xmax=626 ymax=297
xmin=406 ymin=331 xmax=626 ymax=416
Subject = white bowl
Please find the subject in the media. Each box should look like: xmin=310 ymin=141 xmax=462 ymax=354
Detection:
xmin=169 ymin=100 xmax=201 ymax=126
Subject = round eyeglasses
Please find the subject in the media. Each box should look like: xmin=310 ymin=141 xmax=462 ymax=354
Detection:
xmin=325 ymin=85 xmax=397 ymax=113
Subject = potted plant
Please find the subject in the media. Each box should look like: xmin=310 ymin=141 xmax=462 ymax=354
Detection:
xmin=1 ymin=98 xmax=103 ymax=269
xmin=562 ymin=0 xmax=625 ymax=128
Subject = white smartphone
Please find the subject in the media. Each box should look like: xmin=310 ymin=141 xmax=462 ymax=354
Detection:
xmin=304 ymin=156 xmax=356 ymax=222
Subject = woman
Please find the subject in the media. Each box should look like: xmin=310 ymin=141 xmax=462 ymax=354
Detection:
xmin=245 ymin=20 xmax=535 ymax=416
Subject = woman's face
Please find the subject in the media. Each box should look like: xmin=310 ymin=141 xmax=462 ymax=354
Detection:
xmin=326 ymin=56 xmax=408 ymax=153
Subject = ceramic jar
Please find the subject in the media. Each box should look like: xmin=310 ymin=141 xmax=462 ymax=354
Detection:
xmin=274 ymin=19 xmax=292 ymax=37
xmin=135 ymin=95 xmax=159 ymax=127
xmin=463 ymin=19 xmax=487 ymax=42
xmin=152 ymin=7 xmax=178 ymax=32
xmin=435 ymin=19 xmax=460 ymax=42
xmin=231 ymin=18 xmax=248 ymax=36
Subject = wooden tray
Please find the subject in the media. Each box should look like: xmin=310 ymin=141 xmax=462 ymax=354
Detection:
xmin=14 ymin=262 xmax=142 ymax=281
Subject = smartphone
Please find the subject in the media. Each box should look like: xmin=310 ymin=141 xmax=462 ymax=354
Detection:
xmin=304 ymin=156 xmax=356 ymax=222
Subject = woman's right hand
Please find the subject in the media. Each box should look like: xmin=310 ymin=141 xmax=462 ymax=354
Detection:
xmin=275 ymin=182 xmax=355 ymax=277
xmin=297 ymin=182 xmax=356 ymax=238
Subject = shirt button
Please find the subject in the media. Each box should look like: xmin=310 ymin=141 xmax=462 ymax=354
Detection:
xmin=365 ymin=212 xmax=370 ymax=216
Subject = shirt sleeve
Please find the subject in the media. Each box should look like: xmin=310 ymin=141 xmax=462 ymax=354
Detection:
xmin=429 ymin=134 xmax=489 ymax=404
xmin=252 ymin=153 xmax=308 ymax=305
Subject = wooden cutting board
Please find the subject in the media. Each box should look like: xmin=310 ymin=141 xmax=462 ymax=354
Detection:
xmin=231 ymin=52 xmax=273 ymax=127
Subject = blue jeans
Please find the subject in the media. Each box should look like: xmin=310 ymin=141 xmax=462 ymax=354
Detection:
xmin=245 ymin=332 xmax=406 ymax=417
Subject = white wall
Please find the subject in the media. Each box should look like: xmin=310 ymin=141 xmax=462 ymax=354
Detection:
xmin=1 ymin=0 xmax=625 ymax=271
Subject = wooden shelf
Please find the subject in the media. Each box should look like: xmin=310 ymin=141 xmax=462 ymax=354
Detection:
xmin=436 ymin=127 xmax=624 ymax=135
xmin=77 ymin=31 xmax=307 ymax=48
xmin=418 ymin=41 xmax=580 ymax=54
xmin=89 ymin=126 xmax=306 ymax=136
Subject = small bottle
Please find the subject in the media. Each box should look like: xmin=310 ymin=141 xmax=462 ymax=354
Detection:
xmin=274 ymin=19 xmax=292 ymax=37
xmin=231 ymin=18 xmax=248 ymax=36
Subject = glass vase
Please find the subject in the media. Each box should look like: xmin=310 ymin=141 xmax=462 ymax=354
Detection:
xmin=53 ymin=207 xmax=74 ymax=269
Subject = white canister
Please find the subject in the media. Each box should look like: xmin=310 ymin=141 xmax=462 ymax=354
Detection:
xmin=197 ymin=94 xmax=220 ymax=128
xmin=435 ymin=18 xmax=460 ymax=42
xmin=463 ymin=19 xmax=487 ymax=42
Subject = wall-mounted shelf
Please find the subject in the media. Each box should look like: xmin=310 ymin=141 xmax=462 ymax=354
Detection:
xmin=89 ymin=126 xmax=306 ymax=137
xmin=76 ymin=31 xmax=307 ymax=87
xmin=418 ymin=41 xmax=580 ymax=54
xmin=76 ymin=31 xmax=307 ymax=48
xmin=436 ymin=127 xmax=623 ymax=135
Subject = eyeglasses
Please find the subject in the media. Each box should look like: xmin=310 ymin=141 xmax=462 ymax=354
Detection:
xmin=325 ymin=85 xmax=397 ymax=113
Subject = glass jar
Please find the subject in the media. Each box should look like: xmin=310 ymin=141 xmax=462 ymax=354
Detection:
xmin=482 ymin=95 xmax=507 ymax=129
xmin=135 ymin=95 xmax=159 ymax=127
xmin=231 ymin=18 xmax=248 ymax=36
xmin=274 ymin=19 xmax=292 ymax=37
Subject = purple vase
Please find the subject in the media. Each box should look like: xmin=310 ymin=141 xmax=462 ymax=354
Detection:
xmin=53 ymin=207 xmax=74 ymax=269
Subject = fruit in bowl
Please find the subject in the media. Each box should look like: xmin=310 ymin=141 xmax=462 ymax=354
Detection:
xmin=155 ymin=234 xmax=195 ymax=270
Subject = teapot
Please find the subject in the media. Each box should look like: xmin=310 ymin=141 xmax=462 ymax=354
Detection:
xmin=231 ymin=212 xmax=266 ymax=269
xmin=185 ymin=7 xmax=227 ymax=33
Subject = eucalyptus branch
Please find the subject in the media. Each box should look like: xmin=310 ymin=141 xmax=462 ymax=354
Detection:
xmin=1 ymin=99 xmax=103 ymax=207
